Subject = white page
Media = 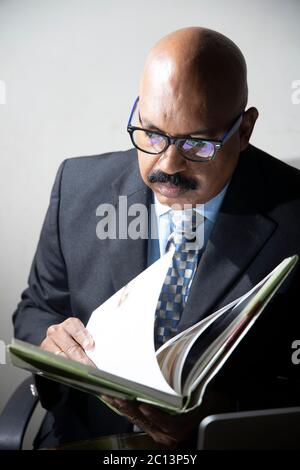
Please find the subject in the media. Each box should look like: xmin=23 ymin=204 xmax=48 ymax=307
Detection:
xmin=86 ymin=248 xmax=179 ymax=397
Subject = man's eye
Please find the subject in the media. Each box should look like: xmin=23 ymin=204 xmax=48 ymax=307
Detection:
xmin=189 ymin=140 xmax=206 ymax=147
xmin=183 ymin=139 xmax=204 ymax=150
xmin=144 ymin=131 xmax=163 ymax=144
xmin=145 ymin=131 xmax=156 ymax=138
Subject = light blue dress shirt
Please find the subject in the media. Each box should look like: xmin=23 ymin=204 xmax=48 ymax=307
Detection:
xmin=147 ymin=183 xmax=229 ymax=266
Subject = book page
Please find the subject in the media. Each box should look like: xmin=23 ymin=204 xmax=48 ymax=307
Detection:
xmin=86 ymin=248 xmax=180 ymax=397
xmin=156 ymin=270 xmax=275 ymax=394
xmin=156 ymin=297 xmax=244 ymax=393
xmin=182 ymin=255 xmax=298 ymax=405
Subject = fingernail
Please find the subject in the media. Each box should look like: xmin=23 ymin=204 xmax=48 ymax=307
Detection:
xmin=101 ymin=395 xmax=114 ymax=403
xmin=83 ymin=336 xmax=93 ymax=349
xmin=114 ymin=399 xmax=125 ymax=406
xmin=101 ymin=394 xmax=110 ymax=400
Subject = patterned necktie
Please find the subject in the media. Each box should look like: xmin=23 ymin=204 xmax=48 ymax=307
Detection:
xmin=154 ymin=209 xmax=204 ymax=350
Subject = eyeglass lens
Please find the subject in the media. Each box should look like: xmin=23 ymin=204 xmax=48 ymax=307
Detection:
xmin=132 ymin=129 xmax=215 ymax=160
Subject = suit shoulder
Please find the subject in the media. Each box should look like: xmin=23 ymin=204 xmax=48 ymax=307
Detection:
xmin=247 ymin=146 xmax=300 ymax=229
xmin=57 ymin=148 xmax=137 ymax=192
xmin=53 ymin=148 xmax=138 ymax=205
xmin=63 ymin=148 xmax=137 ymax=176
xmin=249 ymin=145 xmax=300 ymax=186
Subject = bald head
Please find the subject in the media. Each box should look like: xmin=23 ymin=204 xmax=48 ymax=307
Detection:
xmin=139 ymin=27 xmax=248 ymax=131
xmin=135 ymin=27 xmax=258 ymax=208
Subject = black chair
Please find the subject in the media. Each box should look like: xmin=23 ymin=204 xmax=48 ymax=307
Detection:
xmin=0 ymin=376 xmax=39 ymax=450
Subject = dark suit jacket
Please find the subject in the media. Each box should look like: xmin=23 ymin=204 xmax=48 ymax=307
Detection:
xmin=13 ymin=145 xmax=300 ymax=448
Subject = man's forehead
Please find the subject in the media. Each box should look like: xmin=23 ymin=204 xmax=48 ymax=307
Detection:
xmin=139 ymin=111 xmax=212 ymax=138
xmin=138 ymin=95 xmax=230 ymax=137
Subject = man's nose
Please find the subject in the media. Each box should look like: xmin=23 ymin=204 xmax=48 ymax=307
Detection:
xmin=158 ymin=144 xmax=188 ymax=174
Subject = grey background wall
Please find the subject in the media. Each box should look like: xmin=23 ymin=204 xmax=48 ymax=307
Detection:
xmin=0 ymin=0 xmax=299 ymax=448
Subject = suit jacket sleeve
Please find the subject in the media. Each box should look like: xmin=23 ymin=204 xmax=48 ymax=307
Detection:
xmin=13 ymin=160 xmax=72 ymax=346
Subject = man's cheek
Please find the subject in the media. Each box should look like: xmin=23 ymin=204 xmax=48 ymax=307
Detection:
xmin=142 ymin=165 xmax=159 ymax=186
xmin=138 ymin=156 xmax=154 ymax=179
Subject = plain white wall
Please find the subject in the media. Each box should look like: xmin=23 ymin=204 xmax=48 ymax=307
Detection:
xmin=0 ymin=0 xmax=299 ymax=447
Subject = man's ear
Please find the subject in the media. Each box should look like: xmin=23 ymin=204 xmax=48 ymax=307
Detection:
xmin=239 ymin=107 xmax=259 ymax=151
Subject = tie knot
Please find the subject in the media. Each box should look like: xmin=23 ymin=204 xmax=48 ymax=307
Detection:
xmin=169 ymin=209 xmax=204 ymax=248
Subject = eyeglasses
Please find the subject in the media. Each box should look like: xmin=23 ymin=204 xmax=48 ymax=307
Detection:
xmin=127 ymin=97 xmax=244 ymax=163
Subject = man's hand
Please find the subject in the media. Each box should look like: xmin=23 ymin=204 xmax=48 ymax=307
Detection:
xmin=41 ymin=318 xmax=95 ymax=367
xmin=100 ymin=395 xmax=205 ymax=449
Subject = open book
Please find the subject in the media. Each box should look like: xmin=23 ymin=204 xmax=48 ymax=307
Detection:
xmin=8 ymin=253 xmax=298 ymax=413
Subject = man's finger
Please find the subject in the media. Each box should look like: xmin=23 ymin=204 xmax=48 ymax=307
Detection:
xmin=46 ymin=323 xmax=95 ymax=366
xmin=99 ymin=396 xmax=177 ymax=447
xmin=100 ymin=394 xmax=116 ymax=404
xmin=107 ymin=399 xmax=162 ymax=435
xmin=102 ymin=397 xmax=151 ymax=424
xmin=139 ymin=403 xmax=175 ymax=433
xmin=41 ymin=337 xmax=68 ymax=358
xmin=62 ymin=317 xmax=94 ymax=350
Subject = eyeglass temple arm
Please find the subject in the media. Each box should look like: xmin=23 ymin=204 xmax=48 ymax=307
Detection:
xmin=127 ymin=96 xmax=140 ymax=127
xmin=221 ymin=112 xmax=244 ymax=144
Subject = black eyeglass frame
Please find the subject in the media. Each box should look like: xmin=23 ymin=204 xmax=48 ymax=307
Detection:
xmin=127 ymin=96 xmax=244 ymax=163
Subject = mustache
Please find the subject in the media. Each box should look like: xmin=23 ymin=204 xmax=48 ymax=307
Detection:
xmin=148 ymin=171 xmax=197 ymax=190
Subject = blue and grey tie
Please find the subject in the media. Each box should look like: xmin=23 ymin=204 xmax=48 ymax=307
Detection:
xmin=154 ymin=209 xmax=204 ymax=350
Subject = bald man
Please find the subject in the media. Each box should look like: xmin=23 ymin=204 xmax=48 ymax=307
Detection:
xmin=13 ymin=27 xmax=300 ymax=449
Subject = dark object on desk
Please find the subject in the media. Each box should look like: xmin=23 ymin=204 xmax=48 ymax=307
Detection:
xmin=198 ymin=406 xmax=300 ymax=449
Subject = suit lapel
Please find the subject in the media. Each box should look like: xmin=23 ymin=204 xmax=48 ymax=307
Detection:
xmin=178 ymin=146 xmax=278 ymax=332
xmin=107 ymin=152 xmax=151 ymax=292
xmin=178 ymin=212 xmax=276 ymax=332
